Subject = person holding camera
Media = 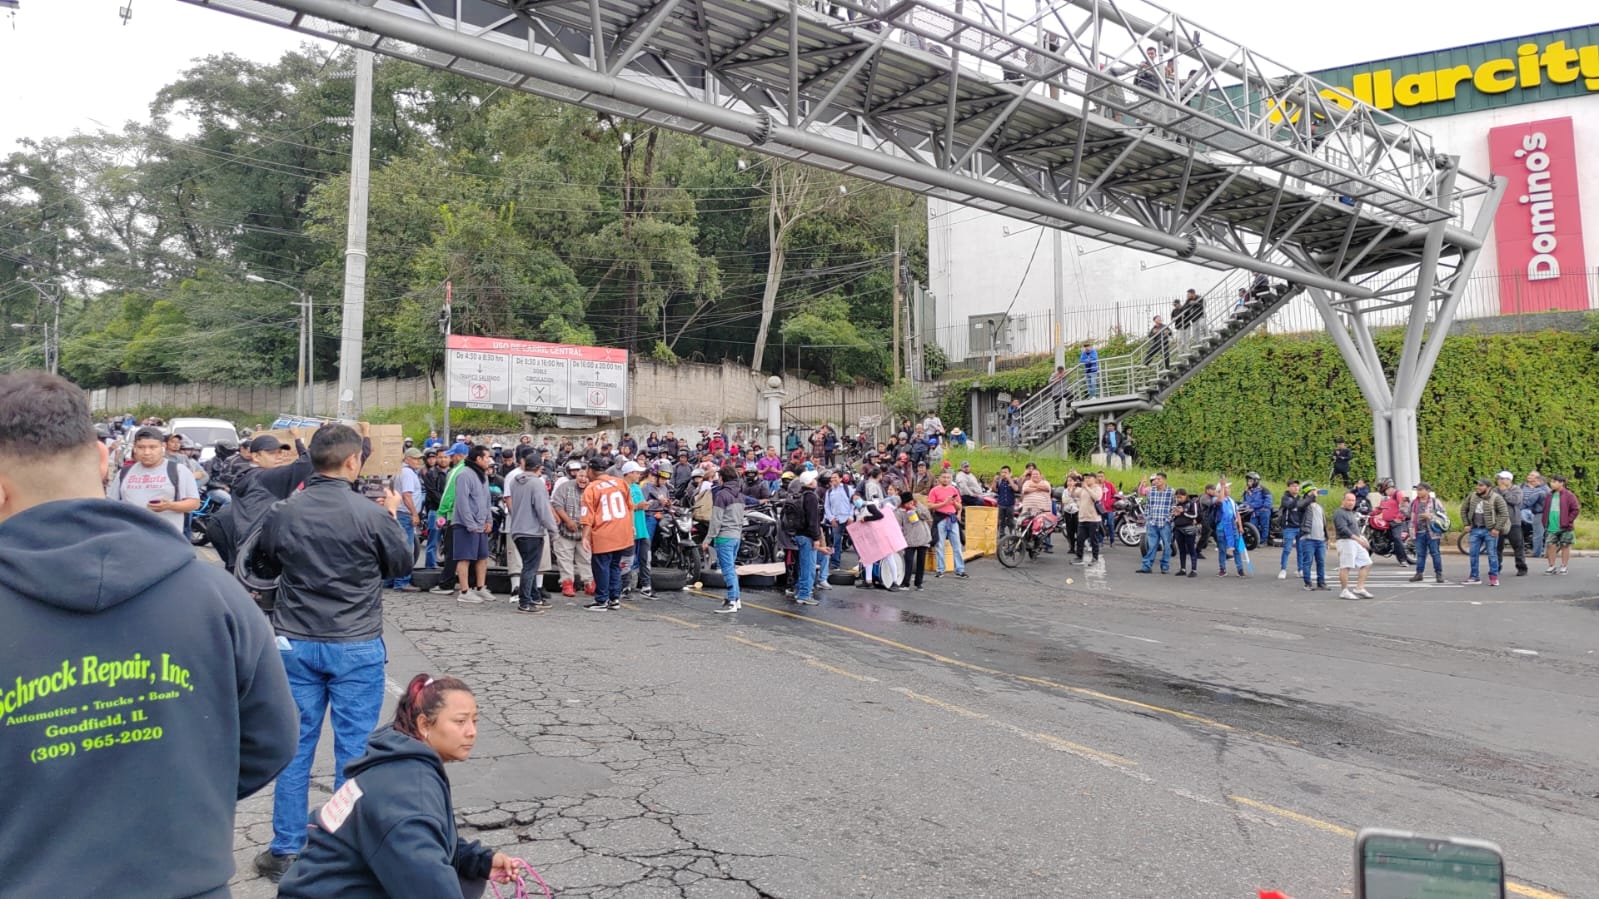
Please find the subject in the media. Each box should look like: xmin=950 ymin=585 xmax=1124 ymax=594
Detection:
xmin=252 ymin=424 xmax=415 ymax=883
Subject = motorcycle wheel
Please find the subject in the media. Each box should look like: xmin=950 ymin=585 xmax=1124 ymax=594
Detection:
xmin=1456 ymin=532 xmax=1468 ymax=555
xmin=996 ymin=533 xmax=1025 ymax=568
xmin=1242 ymin=524 xmax=1260 ymax=552
xmin=681 ymin=544 xmax=703 ymax=583
xmin=1116 ymin=521 xmax=1143 ymax=547
xmin=1369 ymin=531 xmax=1393 ymax=556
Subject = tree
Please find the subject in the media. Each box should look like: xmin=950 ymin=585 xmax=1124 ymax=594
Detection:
xmin=750 ymin=161 xmax=848 ymax=371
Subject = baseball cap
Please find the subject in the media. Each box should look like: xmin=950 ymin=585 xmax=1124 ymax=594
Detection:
xmin=249 ymin=434 xmax=287 ymax=453
xmin=1474 ymin=477 xmax=1492 ymax=487
xmin=1413 ymin=481 xmax=1431 ymax=491
xmin=589 ymin=456 xmax=610 ymax=470
xmin=448 ymin=442 xmax=471 ymax=456
xmin=797 ymin=471 xmax=818 ymax=487
xmin=619 ymin=460 xmax=645 ymax=475
xmin=403 ymin=448 xmax=424 ymax=459
xmin=565 ymin=459 xmax=584 ymax=471
xmin=1497 ymin=470 xmax=1514 ymax=480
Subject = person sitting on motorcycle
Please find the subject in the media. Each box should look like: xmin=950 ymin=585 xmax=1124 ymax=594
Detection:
xmin=1019 ymin=468 xmax=1054 ymax=553
xmin=1374 ymin=483 xmax=1412 ymax=566
xmin=1242 ymin=473 xmax=1273 ymax=547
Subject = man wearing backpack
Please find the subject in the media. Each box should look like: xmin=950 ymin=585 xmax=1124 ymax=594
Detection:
xmin=106 ymin=426 xmax=200 ymax=533
xmin=1407 ymin=482 xmax=1447 ymax=584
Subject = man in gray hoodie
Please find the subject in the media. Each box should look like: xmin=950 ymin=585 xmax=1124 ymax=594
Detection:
xmin=507 ymin=454 xmax=558 ymax=612
xmin=705 ymin=466 xmax=746 ymax=614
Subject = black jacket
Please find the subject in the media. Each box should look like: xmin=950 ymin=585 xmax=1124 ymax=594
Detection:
xmin=0 ymin=499 xmax=296 ymax=898
xmin=421 ymin=466 xmax=449 ymax=514
xmin=798 ymin=487 xmax=823 ymax=540
xmin=277 ymin=726 xmax=495 ymax=898
xmin=258 ymin=475 xmax=414 ymax=642
xmin=1279 ymin=491 xmax=1305 ymax=529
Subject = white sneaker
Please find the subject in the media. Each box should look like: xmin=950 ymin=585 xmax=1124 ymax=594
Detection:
xmin=429 ymin=584 xmax=455 ymax=595
xmin=473 ymin=587 xmax=495 ymax=603
xmin=714 ymin=600 xmax=740 ymax=614
xmin=1354 ymin=588 xmax=1375 ymax=599
xmin=455 ymin=590 xmax=485 ymax=604
xmin=1276 ymin=569 xmax=1287 ymax=580
xmin=1338 ymin=589 xmax=1358 ymax=600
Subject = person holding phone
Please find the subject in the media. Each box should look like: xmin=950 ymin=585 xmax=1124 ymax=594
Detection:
xmin=106 ymin=426 xmax=201 ymax=533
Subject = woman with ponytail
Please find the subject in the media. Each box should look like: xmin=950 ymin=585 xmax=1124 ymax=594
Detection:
xmin=278 ymin=674 xmax=517 ymax=897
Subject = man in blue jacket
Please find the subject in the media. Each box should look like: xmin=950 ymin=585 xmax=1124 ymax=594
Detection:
xmin=1242 ymin=472 xmax=1273 ymax=548
xmin=254 ymin=424 xmax=414 ymax=882
xmin=0 ymin=371 xmax=297 ymax=897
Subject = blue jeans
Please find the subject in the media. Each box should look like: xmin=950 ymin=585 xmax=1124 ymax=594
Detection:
xmin=820 ymin=523 xmax=843 ymax=581
xmin=793 ymin=535 xmax=816 ymax=600
xmin=1216 ymin=530 xmax=1244 ymax=573
xmin=934 ymin=515 xmax=965 ymax=574
xmin=1468 ymin=527 xmax=1499 ymax=579
xmin=1529 ymin=516 xmax=1545 ymax=556
xmin=1299 ymin=539 xmax=1326 ymax=585
xmin=1279 ymin=526 xmax=1300 ymax=571
xmin=271 ymin=636 xmax=387 ymax=856
xmin=1413 ymin=529 xmax=1443 ymax=575
xmin=633 ymin=537 xmax=652 ymax=590
xmin=1140 ymin=522 xmax=1172 ymax=571
xmin=715 ymin=539 xmax=741 ymax=600
xmin=388 ymin=516 xmax=415 ymax=588
xmin=591 ymin=549 xmax=623 ymax=601
xmin=1084 ymin=369 xmax=1098 ymax=397
xmin=424 ymin=515 xmax=441 ymax=568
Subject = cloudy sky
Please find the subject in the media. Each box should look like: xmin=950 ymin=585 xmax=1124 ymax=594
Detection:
xmin=1 ymin=0 xmax=1591 ymax=152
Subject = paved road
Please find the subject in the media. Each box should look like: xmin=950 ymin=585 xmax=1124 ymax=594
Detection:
xmin=230 ymin=543 xmax=1599 ymax=898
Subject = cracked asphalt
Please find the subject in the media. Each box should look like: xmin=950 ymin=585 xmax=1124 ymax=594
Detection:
xmin=228 ymin=545 xmax=1599 ymax=897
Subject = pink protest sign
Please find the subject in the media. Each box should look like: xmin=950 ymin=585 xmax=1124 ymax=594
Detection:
xmin=847 ymin=514 xmax=907 ymax=566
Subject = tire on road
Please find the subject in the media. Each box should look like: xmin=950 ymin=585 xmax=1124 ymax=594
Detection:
xmin=650 ymin=568 xmax=689 ymax=592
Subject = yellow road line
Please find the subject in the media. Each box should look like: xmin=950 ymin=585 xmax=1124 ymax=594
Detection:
xmin=740 ymin=599 xmax=1246 ymax=736
xmin=1229 ymin=796 xmax=1565 ymax=898
xmin=893 ymin=687 xmax=989 ymax=719
xmin=726 ymin=634 xmax=775 ymax=651
xmin=1227 ymin=795 xmax=1354 ymax=838
xmin=803 ymin=658 xmax=877 ymax=682
xmin=1025 ymin=729 xmax=1136 ymax=768
xmin=653 ymin=614 xmax=702 ymax=629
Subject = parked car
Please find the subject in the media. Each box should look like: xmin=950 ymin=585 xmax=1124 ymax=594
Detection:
xmin=168 ymin=417 xmax=241 ymax=463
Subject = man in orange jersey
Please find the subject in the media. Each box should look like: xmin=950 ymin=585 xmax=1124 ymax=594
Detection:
xmin=581 ymin=456 xmax=636 ymax=610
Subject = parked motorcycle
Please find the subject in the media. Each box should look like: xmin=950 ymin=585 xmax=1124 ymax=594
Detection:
xmin=997 ymin=510 xmax=1065 ymax=568
xmin=652 ymin=506 xmax=703 ymax=582
xmin=188 ymin=486 xmax=230 ymax=547
xmin=739 ymin=503 xmax=779 ymax=565
xmin=1113 ymin=495 xmax=1146 ymax=547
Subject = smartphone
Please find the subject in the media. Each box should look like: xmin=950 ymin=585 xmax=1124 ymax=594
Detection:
xmin=1355 ymin=828 xmax=1504 ymax=899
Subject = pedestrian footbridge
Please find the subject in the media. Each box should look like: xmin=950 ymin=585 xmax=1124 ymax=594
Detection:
xmin=187 ymin=0 xmax=1503 ymax=487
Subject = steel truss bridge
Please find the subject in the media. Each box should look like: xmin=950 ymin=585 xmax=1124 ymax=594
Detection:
xmin=187 ymin=0 xmax=1504 ymax=489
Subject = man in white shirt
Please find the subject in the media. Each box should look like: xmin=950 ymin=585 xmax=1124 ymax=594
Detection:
xmin=106 ymin=426 xmax=200 ymax=533
xmin=388 ymin=448 xmax=426 ymax=592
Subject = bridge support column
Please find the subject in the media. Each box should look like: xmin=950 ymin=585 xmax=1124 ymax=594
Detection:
xmin=1298 ymin=169 xmax=1502 ymax=493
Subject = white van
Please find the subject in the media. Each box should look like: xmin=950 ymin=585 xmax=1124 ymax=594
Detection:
xmin=168 ymin=417 xmax=242 ymax=463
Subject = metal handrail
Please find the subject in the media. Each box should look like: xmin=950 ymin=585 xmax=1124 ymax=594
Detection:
xmin=1013 ymin=266 xmax=1288 ymax=446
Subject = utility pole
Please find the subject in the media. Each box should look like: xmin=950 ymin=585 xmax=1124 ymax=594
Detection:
xmin=441 ymin=280 xmax=453 ymax=444
xmin=20 ymin=280 xmax=60 ymax=375
xmin=245 ymin=274 xmax=308 ymax=416
xmin=337 ymin=48 xmax=374 ymax=420
xmin=891 ymin=223 xmax=902 ymax=383
xmin=1052 ymin=227 xmax=1065 ymax=371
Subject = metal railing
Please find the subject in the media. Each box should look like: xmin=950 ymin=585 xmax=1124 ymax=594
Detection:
xmin=1012 ymin=266 xmax=1298 ymax=447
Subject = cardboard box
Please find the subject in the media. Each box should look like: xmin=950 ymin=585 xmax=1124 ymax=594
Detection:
xmin=362 ymin=424 xmax=406 ymax=478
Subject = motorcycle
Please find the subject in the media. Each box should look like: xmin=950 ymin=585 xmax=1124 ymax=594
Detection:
xmin=1363 ymin=508 xmax=1415 ymax=559
xmin=1113 ymin=495 xmax=1146 ymax=547
xmin=996 ymin=510 xmax=1065 ymax=568
xmin=652 ymin=506 xmax=703 ymax=582
xmin=188 ymin=486 xmax=230 ymax=547
xmin=739 ymin=503 xmax=779 ymax=565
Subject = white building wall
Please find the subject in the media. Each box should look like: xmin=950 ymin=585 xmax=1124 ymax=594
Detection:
xmin=927 ymin=93 xmax=1599 ymax=363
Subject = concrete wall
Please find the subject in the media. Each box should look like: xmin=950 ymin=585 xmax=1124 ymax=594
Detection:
xmin=87 ymin=360 xmax=888 ymax=433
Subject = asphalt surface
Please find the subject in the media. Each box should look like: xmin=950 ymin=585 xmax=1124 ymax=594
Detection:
xmin=228 ymin=540 xmax=1599 ymax=898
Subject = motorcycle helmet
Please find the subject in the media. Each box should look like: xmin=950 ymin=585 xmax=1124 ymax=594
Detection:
xmin=233 ymin=521 xmax=282 ymax=612
xmin=214 ymin=438 xmax=239 ymax=458
xmin=1245 ymin=471 xmax=1261 ymax=483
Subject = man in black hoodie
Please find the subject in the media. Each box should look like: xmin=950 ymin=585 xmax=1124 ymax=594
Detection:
xmin=0 ymin=371 xmax=296 ymax=897
xmin=253 ymin=424 xmax=414 ymax=882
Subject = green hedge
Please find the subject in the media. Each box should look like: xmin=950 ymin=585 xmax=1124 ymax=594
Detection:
xmin=1118 ymin=328 xmax=1599 ymax=496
